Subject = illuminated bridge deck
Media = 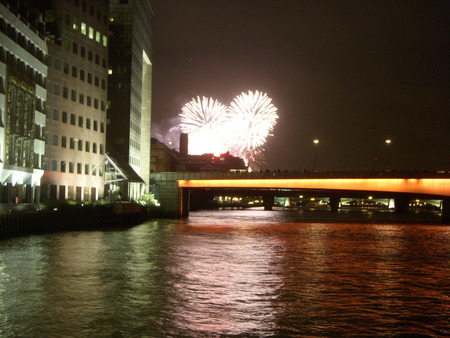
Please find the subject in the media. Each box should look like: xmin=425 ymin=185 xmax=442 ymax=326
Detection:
xmin=150 ymin=171 xmax=450 ymax=218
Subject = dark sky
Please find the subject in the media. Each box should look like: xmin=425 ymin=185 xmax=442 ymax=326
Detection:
xmin=150 ymin=0 xmax=449 ymax=171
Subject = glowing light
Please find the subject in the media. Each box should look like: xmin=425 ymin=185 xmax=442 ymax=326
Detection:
xmin=177 ymin=178 xmax=450 ymax=197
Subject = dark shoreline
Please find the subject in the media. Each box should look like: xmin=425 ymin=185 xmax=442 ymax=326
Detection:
xmin=0 ymin=204 xmax=152 ymax=240
xmin=0 ymin=205 xmax=447 ymax=240
xmin=205 ymin=206 xmax=447 ymax=225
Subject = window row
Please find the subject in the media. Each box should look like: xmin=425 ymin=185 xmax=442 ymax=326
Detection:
xmin=50 ymin=83 xmax=106 ymax=111
xmin=49 ymin=56 xmax=107 ymax=89
xmin=129 ymin=155 xmax=140 ymax=167
xmin=49 ymin=109 xmax=105 ymax=133
xmin=49 ymin=134 xmax=104 ymax=155
xmin=65 ymin=13 xmax=108 ymax=47
xmin=50 ymin=160 xmax=104 ymax=176
xmin=66 ymin=0 xmax=109 ymax=26
xmin=0 ymin=18 xmax=46 ymax=63
xmin=0 ymin=47 xmax=46 ymax=88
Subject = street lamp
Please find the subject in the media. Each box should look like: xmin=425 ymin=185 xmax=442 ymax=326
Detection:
xmin=385 ymin=139 xmax=391 ymax=170
xmin=313 ymin=139 xmax=319 ymax=172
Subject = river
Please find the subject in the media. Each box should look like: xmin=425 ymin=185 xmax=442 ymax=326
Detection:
xmin=0 ymin=209 xmax=449 ymax=336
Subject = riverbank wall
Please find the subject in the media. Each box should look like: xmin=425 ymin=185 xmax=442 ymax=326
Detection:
xmin=0 ymin=203 xmax=151 ymax=240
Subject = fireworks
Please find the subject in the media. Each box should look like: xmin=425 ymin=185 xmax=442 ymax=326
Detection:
xmin=179 ymin=96 xmax=229 ymax=155
xmin=227 ymin=90 xmax=278 ymax=159
xmin=179 ymin=91 xmax=278 ymax=166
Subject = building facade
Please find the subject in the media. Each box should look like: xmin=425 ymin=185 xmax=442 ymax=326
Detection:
xmin=40 ymin=0 xmax=109 ymax=201
xmin=106 ymin=0 xmax=153 ymax=200
xmin=0 ymin=0 xmax=47 ymax=205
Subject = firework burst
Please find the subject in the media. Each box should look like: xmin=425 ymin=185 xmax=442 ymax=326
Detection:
xmin=227 ymin=90 xmax=278 ymax=159
xmin=179 ymin=96 xmax=229 ymax=155
xmin=179 ymin=91 xmax=278 ymax=166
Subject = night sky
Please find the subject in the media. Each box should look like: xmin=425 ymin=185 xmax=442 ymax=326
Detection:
xmin=150 ymin=0 xmax=449 ymax=171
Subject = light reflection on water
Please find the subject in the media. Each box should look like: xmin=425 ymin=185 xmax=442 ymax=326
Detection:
xmin=0 ymin=209 xmax=448 ymax=336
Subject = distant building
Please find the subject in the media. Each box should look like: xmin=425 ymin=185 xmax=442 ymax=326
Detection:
xmin=40 ymin=0 xmax=109 ymax=201
xmin=178 ymin=152 xmax=247 ymax=172
xmin=150 ymin=135 xmax=247 ymax=173
xmin=106 ymin=0 xmax=153 ymax=200
xmin=150 ymin=138 xmax=179 ymax=172
xmin=0 ymin=0 xmax=47 ymax=204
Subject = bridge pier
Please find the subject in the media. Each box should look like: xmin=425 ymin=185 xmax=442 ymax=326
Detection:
xmin=395 ymin=198 xmax=410 ymax=213
xmin=181 ymin=188 xmax=190 ymax=218
xmin=263 ymin=193 xmax=274 ymax=211
xmin=330 ymin=196 xmax=341 ymax=212
xmin=442 ymin=199 xmax=450 ymax=223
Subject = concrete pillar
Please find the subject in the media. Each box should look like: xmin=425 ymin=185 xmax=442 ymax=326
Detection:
xmin=330 ymin=196 xmax=341 ymax=212
xmin=395 ymin=198 xmax=409 ymax=213
xmin=17 ymin=184 xmax=23 ymax=204
xmin=34 ymin=185 xmax=41 ymax=205
xmin=284 ymin=197 xmax=291 ymax=207
xmin=180 ymin=188 xmax=190 ymax=218
xmin=26 ymin=185 xmax=33 ymax=203
xmin=263 ymin=194 xmax=274 ymax=211
xmin=442 ymin=199 xmax=450 ymax=223
xmin=6 ymin=183 xmax=12 ymax=204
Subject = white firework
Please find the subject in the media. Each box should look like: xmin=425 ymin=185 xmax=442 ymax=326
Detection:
xmin=227 ymin=90 xmax=278 ymax=157
xmin=178 ymin=91 xmax=278 ymax=165
xmin=179 ymin=96 xmax=229 ymax=155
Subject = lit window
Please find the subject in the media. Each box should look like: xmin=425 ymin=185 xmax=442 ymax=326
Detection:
xmin=102 ymin=35 xmax=107 ymax=47
xmin=73 ymin=17 xmax=79 ymax=30
xmin=96 ymin=31 xmax=101 ymax=43
xmin=88 ymin=27 xmax=94 ymax=39
xmin=81 ymin=22 xmax=87 ymax=35
xmin=108 ymin=69 xmax=112 ymax=75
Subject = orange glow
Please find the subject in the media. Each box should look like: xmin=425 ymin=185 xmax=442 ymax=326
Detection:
xmin=177 ymin=178 xmax=450 ymax=197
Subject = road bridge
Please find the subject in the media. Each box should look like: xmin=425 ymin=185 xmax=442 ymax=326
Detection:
xmin=150 ymin=171 xmax=450 ymax=221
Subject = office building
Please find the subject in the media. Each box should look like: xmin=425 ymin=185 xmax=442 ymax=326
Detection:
xmin=40 ymin=0 xmax=109 ymax=201
xmin=0 ymin=0 xmax=47 ymax=205
xmin=106 ymin=0 xmax=153 ymax=200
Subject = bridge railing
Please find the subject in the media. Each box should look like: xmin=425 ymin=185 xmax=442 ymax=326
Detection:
xmin=151 ymin=170 xmax=450 ymax=182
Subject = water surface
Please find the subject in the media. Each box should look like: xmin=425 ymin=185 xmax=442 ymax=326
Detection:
xmin=0 ymin=209 xmax=448 ymax=336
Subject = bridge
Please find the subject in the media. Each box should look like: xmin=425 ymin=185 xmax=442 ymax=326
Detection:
xmin=150 ymin=171 xmax=450 ymax=221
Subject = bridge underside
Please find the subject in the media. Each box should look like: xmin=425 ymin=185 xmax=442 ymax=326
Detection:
xmin=178 ymin=178 xmax=450 ymax=221
xmin=178 ymin=178 xmax=450 ymax=197
xmin=150 ymin=173 xmax=450 ymax=221
xmin=187 ymin=187 xmax=447 ymax=210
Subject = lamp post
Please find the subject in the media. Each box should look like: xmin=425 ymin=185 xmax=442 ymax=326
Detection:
xmin=313 ymin=139 xmax=319 ymax=172
xmin=385 ymin=139 xmax=391 ymax=170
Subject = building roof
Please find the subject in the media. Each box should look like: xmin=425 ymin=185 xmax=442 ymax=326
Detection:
xmin=105 ymin=149 xmax=144 ymax=183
